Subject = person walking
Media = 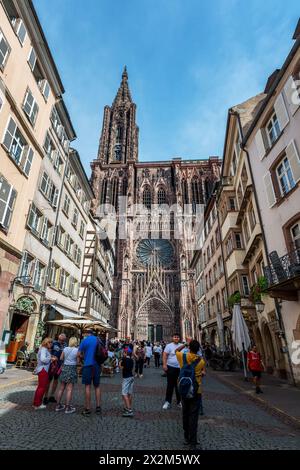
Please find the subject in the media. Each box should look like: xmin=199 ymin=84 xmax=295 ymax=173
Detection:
xmin=134 ymin=342 xmax=145 ymax=378
xmin=120 ymin=348 xmax=134 ymax=417
xmin=247 ymin=344 xmax=265 ymax=394
xmin=176 ymin=339 xmax=206 ymax=449
xmin=44 ymin=333 xmax=67 ymax=404
xmin=162 ymin=333 xmax=183 ymax=409
xmin=145 ymin=342 xmax=152 ymax=367
xmin=153 ymin=343 xmax=162 ymax=368
xmin=55 ymin=337 xmax=79 ymax=414
xmin=77 ymin=330 xmax=102 ymax=416
xmin=33 ymin=338 xmax=56 ymax=410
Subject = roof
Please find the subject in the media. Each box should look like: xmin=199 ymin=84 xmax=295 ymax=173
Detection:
xmin=231 ymin=93 xmax=266 ymax=135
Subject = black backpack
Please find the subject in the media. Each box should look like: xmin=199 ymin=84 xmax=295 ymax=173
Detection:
xmin=95 ymin=339 xmax=108 ymax=366
xmin=178 ymin=354 xmax=200 ymax=399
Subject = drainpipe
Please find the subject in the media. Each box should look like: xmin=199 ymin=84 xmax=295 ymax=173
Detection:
xmin=233 ymin=110 xmax=296 ymax=386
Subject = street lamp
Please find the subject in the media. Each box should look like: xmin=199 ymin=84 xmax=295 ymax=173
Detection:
xmin=9 ymin=276 xmax=33 ymax=296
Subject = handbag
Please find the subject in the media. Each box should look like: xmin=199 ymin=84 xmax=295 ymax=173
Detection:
xmin=49 ymin=361 xmax=62 ymax=378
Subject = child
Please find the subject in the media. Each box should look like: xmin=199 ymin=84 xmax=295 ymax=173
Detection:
xmin=120 ymin=348 xmax=134 ymax=417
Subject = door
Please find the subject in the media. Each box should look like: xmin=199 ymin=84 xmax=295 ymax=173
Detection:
xmin=156 ymin=325 xmax=163 ymax=342
xmin=148 ymin=324 xmax=154 ymax=343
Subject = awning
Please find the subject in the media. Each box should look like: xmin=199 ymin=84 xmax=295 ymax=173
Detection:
xmin=51 ymin=305 xmax=85 ymax=320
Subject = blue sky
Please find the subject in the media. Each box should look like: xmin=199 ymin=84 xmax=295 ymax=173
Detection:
xmin=34 ymin=0 xmax=299 ymax=174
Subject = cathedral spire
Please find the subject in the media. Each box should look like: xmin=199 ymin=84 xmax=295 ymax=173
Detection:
xmin=113 ymin=66 xmax=132 ymax=107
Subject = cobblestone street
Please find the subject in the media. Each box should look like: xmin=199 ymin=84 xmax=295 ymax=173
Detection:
xmin=0 ymin=365 xmax=299 ymax=450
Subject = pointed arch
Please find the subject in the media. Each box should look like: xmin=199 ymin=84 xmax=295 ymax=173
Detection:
xmin=143 ymin=186 xmax=152 ymax=209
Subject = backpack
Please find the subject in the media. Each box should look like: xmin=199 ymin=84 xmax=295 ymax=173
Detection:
xmin=95 ymin=339 xmax=108 ymax=366
xmin=178 ymin=354 xmax=201 ymax=399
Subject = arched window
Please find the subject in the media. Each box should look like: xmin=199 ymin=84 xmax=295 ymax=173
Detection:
xmin=143 ymin=187 xmax=152 ymax=210
xmin=181 ymin=180 xmax=189 ymax=205
xmin=116 ymin=126 xmax=123 ymax=143
xmin=114 ymin=144 xmax=122 ymax=162
xmin=111 ymin=178 xmax=119 ymax=210
xmin=191 ymin=177 xmax=202 ymax=212
xmin=157 ymin=188 xmax=166 ymax=205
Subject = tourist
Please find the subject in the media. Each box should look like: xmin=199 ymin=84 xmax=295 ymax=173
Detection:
xmin=247 ymin=344 xmax=265 ymax=394
xmin=153 ymin=343 xmax=162 ymax=368
xmin=162 ymin=333 xmax=183 ymax=409
xmin=33 ymin=338 xmax=56 ymax=410
xmin=55 ymin=337 xmax=79 ymax=414
xmin=204 ymin=343 xmax=212 ymax=367
xmin=120 ymin=347 xmax=134 ymax=417
xmin=44 ymin=333 xmax=67 ymax=405
xmin=176 ymin=339 xmax=206 ymax=449
xmin=77 ymin=329 xmax=102 ymax=416
xmin=134 ymin=342 xmax=145 ymax=378
xmin=145 ymin=342 xmax=153 ymax=367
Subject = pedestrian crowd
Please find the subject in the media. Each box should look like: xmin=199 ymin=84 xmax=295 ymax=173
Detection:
xmin=32 ymin=329 xmax=264 ymax=450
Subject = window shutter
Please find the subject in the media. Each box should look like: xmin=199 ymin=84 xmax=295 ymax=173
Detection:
xmin=263 ymin=172 xmax=276 ymax=208
xmin=284 ymin=76 xmax=300 ymax=115
xmin=286 ymin=140 xmax=300 ymax=184
xmin=2 ymin=117 xmax=16 ymax=151
xmin=23 ymin=90 xmax=33 ymax=117
xmin=53 ymin=188 xmax=59 ymax=208
xmin=255 ymin=129 xmax=267 ymax=160
xmin=274 ymin=93 xmax=289 ymax=131
xmin=28 ymin=47 xmax=36 ymax=71
xmin=23 ymin=147 xmax=34 ymax=176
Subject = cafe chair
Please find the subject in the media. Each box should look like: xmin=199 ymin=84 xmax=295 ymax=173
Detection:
xmin=27 ymin=352 xmax=37 ymax=370
xmin=15 ymin=351 xmax=27 ymax=368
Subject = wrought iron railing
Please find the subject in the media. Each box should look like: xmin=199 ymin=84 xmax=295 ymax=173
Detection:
xmin=264 ymin=248 xmax=300 ymax=287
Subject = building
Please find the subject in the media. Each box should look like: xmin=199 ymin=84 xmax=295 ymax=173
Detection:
xmin=79 ymin=215 xmax=115 ymax=328
xmin=191 ymin=188 xmax=230 ymax=349
xmin=90 ymin=68 xmax=222 ymax=342
xmin=0 ymin=0 xmax=71 ymax=350
xmin=242 ymin=20 xmax=300 ymax=384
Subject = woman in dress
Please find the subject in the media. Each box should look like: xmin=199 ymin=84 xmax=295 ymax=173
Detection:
xmin=55 ymin=337 xmax=79 ymax=413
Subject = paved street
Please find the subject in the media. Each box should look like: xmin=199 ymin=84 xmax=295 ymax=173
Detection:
xmin=0 ymin=365 xmax=299 ymax=450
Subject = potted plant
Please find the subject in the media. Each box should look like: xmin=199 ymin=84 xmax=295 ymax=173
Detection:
xmin=250 ymin=276 xmax=268 ymax=303
xmin=14 ymin=297 xmax=34 ymax=314
xmin=228 ymin=291 xmax=241 ymax=309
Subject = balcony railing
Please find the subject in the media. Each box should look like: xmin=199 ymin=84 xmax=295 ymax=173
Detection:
xmin=264 ymin=248 xmax=300 ymax=287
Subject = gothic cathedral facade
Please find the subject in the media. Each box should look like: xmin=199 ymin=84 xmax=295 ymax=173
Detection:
xmin=91 ymin=68 xmax=221 ymax=342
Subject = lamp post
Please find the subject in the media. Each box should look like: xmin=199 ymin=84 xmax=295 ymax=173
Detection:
xmin=255 ymin=300 xmax=265 ymax=314
xmin=9 ymin=276 xmax=33 ymax=297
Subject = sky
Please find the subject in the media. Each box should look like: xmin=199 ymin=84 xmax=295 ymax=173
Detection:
xmin=34 ymin=0 xmax=300 ymax=175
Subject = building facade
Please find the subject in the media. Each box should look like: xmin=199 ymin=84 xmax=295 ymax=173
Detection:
xmin=90 ymin=68 xmax=222 ymax=342
xmin=243 ymin=23 xmax=300 ymax=384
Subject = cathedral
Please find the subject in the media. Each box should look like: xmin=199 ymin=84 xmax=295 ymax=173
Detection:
xmin=90 ymin=68 xmax=221 ymax=342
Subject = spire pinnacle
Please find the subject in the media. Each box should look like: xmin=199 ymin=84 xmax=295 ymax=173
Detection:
xmin=112 ymin=66 xmax=132 ymax=107
xmin=122 ymin=66 xmax=128 ymax=81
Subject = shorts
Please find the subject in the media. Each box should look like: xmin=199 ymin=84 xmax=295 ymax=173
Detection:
xmin=251 ymin=370 xmax=262 ymax=378
xmin=82 ymin=364 xmax=101 ymax=387
xmin=122 ymin=377 xmax=134 ymax=396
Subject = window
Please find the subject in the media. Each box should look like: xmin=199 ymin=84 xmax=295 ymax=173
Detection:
xmin=143 ymin=187 xmax=151 ymax=210
xmin=72 ymin=208 xmax=79 ymax=228
xmin=235 ymin=233 xmax=242 ymax=249
xmin=28 ymin=47 xmax=36 ymax=71
xmin=0 ymin=29 xmax=10 ymax=68
xmin=266 ymin=112 xmax=280 ymax=146
xmin=49 ymin=261 xmax=60 ymax=288
xmin=41 ymin=217 xmax=53 ymax=246
xmin=251 ymin=268 xmax=258 ymax=284
xmin=33 ymin=260 xmax=45 ymax=291
xmin=56 ymin=225 xmax=65 ymax=249
xmin=43 ymin=132 xmax=55 ymax=160
xmin=12 ymin=18 xmax=27 ymax=45
xmin=0 ymin=175 xmax=16 ymax=230
xmin=2 ymin=117 xmax=34 ymax=173
xmin=222 ymin=288 xmax=227 ymax=309
xmin=216 ymin=292 xmax=221 ymax=312
xmin=59 ymin=269 xmax=67 ymax=292
xmin=53 ymin=151 xmax=64 ymax=175
xmin=218 ymin=256 xmax=224 ymax=275
xmin=19 ymin=252 xmax=34 ymax=278
xmin=291 ymin=221 xmax=300 ymax=250
xmin=40 ymin=172 xmax=58 ymax=207
xmin=65 ymin=234 xmax=72 ymax=256
xmin=248 ymin=203 xmax=256 ymax=230
xmin=158 ymin=188 xmax=166 ymax=205
xmin=276 ymin=157 xmax=295 ymax=196
xmin=39 ymin=79 xmax=50 ymax=101
xmin=228 ymin=198 xmax=236 ymax=210
xmin=63 ymin=194 xmax=71 ymax=216
xmin=23 ymin=89 xmax=39 ymax=126
xmin=243 ymin=218 xmax=250 ymax=244
xmin=27 ymin=204 xmax=42 ymax=235
xmin=241 ymin=276 xmax=250 ymax=296
xmin=74 ymin=245 xmax=82 ymax=266
xmin=114 ymin=144 xmax=122 ymax=161
xmin=79 ymin=220 xmax=85 ymax=239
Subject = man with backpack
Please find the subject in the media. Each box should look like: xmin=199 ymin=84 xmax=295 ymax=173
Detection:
xmin=176 ymin=338 xmax=205 ymax=450
xmin=77 ymin=329 xmax=107 ymax=417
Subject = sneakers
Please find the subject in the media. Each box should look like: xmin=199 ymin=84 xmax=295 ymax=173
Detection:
xmin=162 ymin=401 xmax=171 ymax=410
xmin=122 ymin=409 xmax=133 ymax=417
xmin=95 ymin=406 xmax=102 ymax=415
xmin=48 ymin=396 xmax=57 ymax=403
xmin=81 ymin=409 xmax=91 ymax=417
xmin=33 ymin=404 xmax=47 ymax=410
xmin=55 ymin=404 xmax=65 ymax=412
xmin=65 ymin=405 xmax=76 ymax=414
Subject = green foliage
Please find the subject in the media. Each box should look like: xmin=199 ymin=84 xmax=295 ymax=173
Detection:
xmin=15 ymin=297 xmax=34 ymax=313
xmin=34 ymin=320 xmax=46 ymax=349
xmin=250 ymin=276 xmax=268 ymax=303
xmin=228 ymin=291 xmax=241 ymax=308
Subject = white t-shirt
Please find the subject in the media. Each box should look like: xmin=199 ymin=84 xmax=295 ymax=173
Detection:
xmin=154 ymin=345 xmax=162 ymax=354
xmin=164 ymin=342 xmax=183 ymax=368
xmin=63 ymin=347 xmax=78 ymax=366
xmin=146 ymin=346 xmax=152 ymax=357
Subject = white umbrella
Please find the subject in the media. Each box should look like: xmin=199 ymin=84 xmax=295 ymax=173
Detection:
xmin=231 ymin=304 xmax=251 ymax=379
xmin=47 ymin=318 xmax=117 ymax=333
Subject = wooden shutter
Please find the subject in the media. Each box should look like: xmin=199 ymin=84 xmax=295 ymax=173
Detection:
xmin=286 ymin=140 xmax=300 ymax=184
xmin=263 ymin=172 xmax=276 ymax=208
xmin=23 ymin=147 xmax=34 ymax=176
xmin=284 ymin=76 xmax=300 ymax=115
xmin=274 ymin=93 xmax=289 ymax=130
xmin=23 ymin=90 xmax=33 ymax=117
xmin=2 ymin=117 xmax=16 ymax=151
xmin=255 ymin=129 xmax=267 ymax=160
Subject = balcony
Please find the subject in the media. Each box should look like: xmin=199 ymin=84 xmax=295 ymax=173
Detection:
xmin=264 ymin=248 xmax=300 ymax=301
